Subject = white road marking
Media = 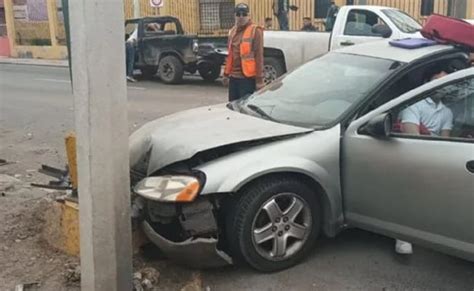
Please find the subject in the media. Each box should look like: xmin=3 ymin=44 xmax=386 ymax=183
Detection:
xmin=35 ymin=78 xmax=70 ymax=83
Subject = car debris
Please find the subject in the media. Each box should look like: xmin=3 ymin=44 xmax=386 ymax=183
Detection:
xmin=14 ymin=282 xmax=40 ymax=291
xmin=133 ymin=267 xmax=160 ymax=291
xmin=31 ymin=165 xmax=73 ymax=192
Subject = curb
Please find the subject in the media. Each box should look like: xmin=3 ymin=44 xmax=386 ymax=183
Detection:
xmin=0 ymin=57 xmax=68 ymax=67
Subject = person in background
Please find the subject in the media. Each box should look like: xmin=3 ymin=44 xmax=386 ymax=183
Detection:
xmin=223 ymin=3 xmax=264 ymax=101
xmin=325 ymin=1 xmax=339 ymax=32
xmin=301 ymin=17 xmax=318 ymax=31
xmin=126 ymin=23 xmax=161 ymax=83
xmin=126 ymin=27 xmax=138 ymax=83
xmin=273 ymin=0 xmax=298 ymax=31
xmin=265 ymin=17 xmax=273 ymax=30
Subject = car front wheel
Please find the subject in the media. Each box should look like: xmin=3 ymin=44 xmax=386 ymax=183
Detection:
xmin=227 ymin=176 xmax=321 ymax=272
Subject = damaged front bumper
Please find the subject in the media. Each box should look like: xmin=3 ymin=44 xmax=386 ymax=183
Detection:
xmin=133 ymin=195 xmax=233 ymax=268
xmin=142 ymin=221 xmax=232 ymax=268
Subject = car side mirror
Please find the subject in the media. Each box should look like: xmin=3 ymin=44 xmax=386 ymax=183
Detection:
xmin=372 ymin=24 xmax=392 ymax=38
xmin=360 ymin=113 xmax=392 ymax=137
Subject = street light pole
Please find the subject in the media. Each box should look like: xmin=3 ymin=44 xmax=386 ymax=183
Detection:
xmin=69 ymin=0 xmax=133 ymax=290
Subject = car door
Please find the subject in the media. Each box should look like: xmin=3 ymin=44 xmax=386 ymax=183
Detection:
xmin=331 ymin=9 xmax=394 ymax=50
xmin=342 ymin=69 xmax=474 ymax=261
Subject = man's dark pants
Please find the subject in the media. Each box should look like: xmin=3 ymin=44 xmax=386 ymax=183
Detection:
xmin=277 ymin=12 xmax=289 ymax=30
xmin=228 ymin=77 xmax=256 ymax=101
xmin=126 ymin=42 xmax=136 ymax=77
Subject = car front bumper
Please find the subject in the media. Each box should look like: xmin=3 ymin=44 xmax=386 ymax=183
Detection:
xmin=142 ymin=220 xmax=232 ymax=268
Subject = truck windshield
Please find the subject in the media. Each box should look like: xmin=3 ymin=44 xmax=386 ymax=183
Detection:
xmin=237 ymin=53 xmax=397 ymax=128
xmin=383 ymin=9 xmax=422 ymax=33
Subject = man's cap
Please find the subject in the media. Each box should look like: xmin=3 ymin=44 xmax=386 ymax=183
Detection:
xmin=235 ymin=3 xmax=249 ymax=14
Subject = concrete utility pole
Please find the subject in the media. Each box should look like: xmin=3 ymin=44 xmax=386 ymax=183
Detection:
xmin=69 ymin=0 xmax=133 ymax=290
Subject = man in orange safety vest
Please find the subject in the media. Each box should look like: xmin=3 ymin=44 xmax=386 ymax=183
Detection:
xmin=223 ymin=3 xmax=264 ymax=101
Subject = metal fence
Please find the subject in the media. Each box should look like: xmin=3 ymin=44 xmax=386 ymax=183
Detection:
xmin=199 ymin=0 xmax=235 ymax=32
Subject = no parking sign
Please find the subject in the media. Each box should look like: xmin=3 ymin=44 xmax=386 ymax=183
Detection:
xmin=150 ymin=0 xmax=164 ymax=8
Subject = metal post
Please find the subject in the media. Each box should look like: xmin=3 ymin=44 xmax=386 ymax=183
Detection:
xmin=68 ymin=0 xmax=133 ymax=290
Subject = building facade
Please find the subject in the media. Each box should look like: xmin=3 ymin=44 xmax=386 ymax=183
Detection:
xmin=3 ymin=0 xmax=474 ymax=59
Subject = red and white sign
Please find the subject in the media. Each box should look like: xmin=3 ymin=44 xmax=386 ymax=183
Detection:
xmin=150 ymin=0 xmax=164 ymax=8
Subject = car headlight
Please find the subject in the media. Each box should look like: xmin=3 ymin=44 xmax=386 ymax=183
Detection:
xmin=192 ymin=39 xmax=199 ymax=54
xmin=134 ymin=175 xmax=201 ymax=202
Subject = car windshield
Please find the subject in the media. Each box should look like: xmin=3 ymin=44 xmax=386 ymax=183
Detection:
xmin=236 ymin=53 xmax=397 ymax=128
xmin=383 ymin=9 xmax=422 ymax=33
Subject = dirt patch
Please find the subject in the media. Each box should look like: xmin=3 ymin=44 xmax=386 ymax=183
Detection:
xmin=0 ymin=172 xmax=201 ymax=291
xmin=0 ymin=177 xmax=79 ymax=291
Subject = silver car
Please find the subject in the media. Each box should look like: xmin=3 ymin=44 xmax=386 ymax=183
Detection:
xmin=130 ymin=41 xmax=474 ymax=271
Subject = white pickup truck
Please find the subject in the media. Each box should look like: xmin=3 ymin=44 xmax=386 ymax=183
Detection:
xmin=264 ymin=5 xmax=423 ymax=82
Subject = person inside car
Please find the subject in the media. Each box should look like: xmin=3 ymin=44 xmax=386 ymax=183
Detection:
xmin=394 ymin=65 xmax=452 ymax=254
xmin=400 ymin=66 xmax=452 ymax=137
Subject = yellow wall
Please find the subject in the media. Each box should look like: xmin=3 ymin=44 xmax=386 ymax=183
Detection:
xmin=5 ymin=0 xmax=473 ymax=59
xmin=468 ymin=0 xmax=474 ymax=19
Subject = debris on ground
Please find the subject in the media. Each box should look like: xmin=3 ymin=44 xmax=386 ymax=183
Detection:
xmin=64 ymin=263 xmax=81 ymax=286
xmin=0 ymin=174 xmax=22 ymax=193
xmin=180 ymin=272 xmax=203 ymax=291
xmin=14 ymin=282 xmax=40 ymax=291
xmin=133 ymin=267 xmax=160 ymax=291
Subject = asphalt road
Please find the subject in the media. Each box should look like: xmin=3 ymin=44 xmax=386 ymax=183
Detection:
xmin=1 ymin=64 xmax=473 ymax=291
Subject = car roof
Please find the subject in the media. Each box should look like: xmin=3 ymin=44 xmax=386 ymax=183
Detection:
xmin=335 ymin=40 xmax=456 ymax=63
xmin=127 ymin=16 xmax=179 ymax=22
xmin=344 ymin=5 xmax=398 ymax=11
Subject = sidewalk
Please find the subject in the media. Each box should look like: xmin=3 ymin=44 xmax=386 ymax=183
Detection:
xmin=0 ymin=57 xmax=68 ymax=67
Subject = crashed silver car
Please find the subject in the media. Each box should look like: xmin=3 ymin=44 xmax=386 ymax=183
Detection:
xmin=130 ymin=41 xmax=474 ymax=272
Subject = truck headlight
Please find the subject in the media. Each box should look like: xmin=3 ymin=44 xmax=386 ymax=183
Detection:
xmin=192 ymin=39 xmax=199 ymax=54
xmin=134 ymin=175 xmax=201 ymax=202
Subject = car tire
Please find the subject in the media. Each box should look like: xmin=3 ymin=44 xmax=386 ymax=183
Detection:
xmin=140 ymin=66 xmax=158 ymax=79
xmin=264 ymin=57 xmax=285 ymax=85
xmin=158 ymin=55 xmax=184 ymax=84
xmin=226 ymin=176 xmax=321 ymax=272
xmin=198 ymin=64 xmax=221 ymax=82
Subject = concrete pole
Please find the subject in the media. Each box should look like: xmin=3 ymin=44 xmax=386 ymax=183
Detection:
xmin=68 ymin=0 xmax=132 ymax=290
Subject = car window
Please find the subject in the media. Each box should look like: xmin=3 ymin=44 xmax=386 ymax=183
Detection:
xmin=391 ymin=77 xmax=474 ymax=141
xmin=125 ymin=22 xmax=138 ymax=41
xmin=344 ymin=9 xmax=388 ymax=37
xmin=237 ymin=53 xmax=397 ymax=128
xmin=382 ymin=9 xmax=422 ymax=34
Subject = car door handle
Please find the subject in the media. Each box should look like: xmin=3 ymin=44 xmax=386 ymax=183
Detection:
xmin=340 ymin=41 xmax=355 ymax=46
xmin=467 ymin=161 xmax=474 ymax=173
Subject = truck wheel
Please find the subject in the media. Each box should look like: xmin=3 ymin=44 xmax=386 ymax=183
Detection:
xmin=226 ymin=176 xmax=321 ymax=272
xmin=264 ymin=57 xmax=285 ymax=85
xmin=141 ymin=67 xmax=158 ymax=79
xmin=199 ymin=64 xmax=221 ymax=82
xmin=158 ymin=55 xmax=184 ymax=84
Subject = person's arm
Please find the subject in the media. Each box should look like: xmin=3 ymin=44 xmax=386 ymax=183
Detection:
xmin=253 ymin=26 xmax=265 ymax=89
xmin=400 ymin=106 xmax=421 ymax=135
xmin=401 ymin=123 xmax=420 ymax=135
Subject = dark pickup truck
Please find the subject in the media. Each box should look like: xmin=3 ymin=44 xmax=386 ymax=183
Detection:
xmin=125 ymin=16 xmax=226 ymax=84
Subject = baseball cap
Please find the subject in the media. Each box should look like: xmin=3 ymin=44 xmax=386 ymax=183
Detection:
xmin=235 ymin=3 xmax=249 ymax=14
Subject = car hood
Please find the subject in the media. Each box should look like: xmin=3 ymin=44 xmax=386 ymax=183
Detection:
xmin=129 ymin=104 xmax=311 ymax=175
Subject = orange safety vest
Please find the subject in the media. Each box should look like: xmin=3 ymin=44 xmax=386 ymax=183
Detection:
xmin=224 ymin=24 xmax=259 ymax=78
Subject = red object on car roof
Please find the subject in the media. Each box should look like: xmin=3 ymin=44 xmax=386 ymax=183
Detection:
xmin=421 ymin=14 xmax=474 ymax=49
